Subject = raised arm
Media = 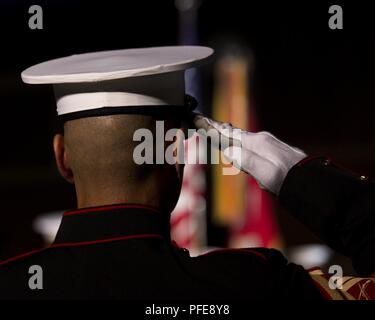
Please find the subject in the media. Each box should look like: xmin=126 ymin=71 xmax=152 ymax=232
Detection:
xmin=194 ymin=115 xmax=375 ymax=277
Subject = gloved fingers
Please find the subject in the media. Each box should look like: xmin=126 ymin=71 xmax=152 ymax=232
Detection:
xmin=208 ymin=119 xmax=244 ymax=142
xmin=195 ymin=116 xmax=244 ymax=140
xmin=192 ymin=113 xmax=213 ymax=132
xmin=193 ymin=114 xmax=243 ymax=150
xmin=193 ymin=116 xmax=285 ymax=168
xmin=200 ymin=120 xmax=279 ymax=158
xmin=193 ymin=116 xmax=303 ymax=158
xmin=192 ymin=115 xmax=307 ymax=194
xmin=194 ymin=115 xmax=245 ymax=150
xmin=223 ymin=146 xmax=281 ymax=193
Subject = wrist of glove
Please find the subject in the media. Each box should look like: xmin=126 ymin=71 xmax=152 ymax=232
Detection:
xmin=194 ymin=115 xmax=307 ymax=195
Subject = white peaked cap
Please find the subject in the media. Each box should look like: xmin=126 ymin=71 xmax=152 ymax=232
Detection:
xmin=21 ymin=46 xmax=214 ymax=118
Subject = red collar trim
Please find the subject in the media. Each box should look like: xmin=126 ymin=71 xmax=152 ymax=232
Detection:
xmin=0 ymin=234 xmax=164 ymax=267
xmin=0 ymin=204 xmax=166 ymax=268
xmin=50 ymin=234 xmax=163 ymax=248
xmin=64 ymin=203 xmax=161 ymax=216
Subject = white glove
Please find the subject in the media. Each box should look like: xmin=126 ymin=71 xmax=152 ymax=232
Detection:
xmin=194 ymin=115 xmax=307 ymax=195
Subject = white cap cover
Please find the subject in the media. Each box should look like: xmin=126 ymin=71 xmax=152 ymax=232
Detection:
xmin=21 ymin=46 xmax=214 ymax=118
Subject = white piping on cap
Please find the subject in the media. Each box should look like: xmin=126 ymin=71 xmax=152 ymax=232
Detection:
xmin=53 ymin=71 xmax=186 ymax=116
xmin=56 ymin=92 xmax=177 ymax=116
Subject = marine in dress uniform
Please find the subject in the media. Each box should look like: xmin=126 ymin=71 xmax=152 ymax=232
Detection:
xmin=0 ymin=46 xmax=374 ymax=300
xmin=1 ymin=156 xmax=375 ymax=300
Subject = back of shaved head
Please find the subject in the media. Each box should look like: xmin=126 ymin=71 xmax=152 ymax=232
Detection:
xmin=65 ymin=115 xmax=154 ymax=184
xmin=62 ymin=114 xmax=184 ymax=211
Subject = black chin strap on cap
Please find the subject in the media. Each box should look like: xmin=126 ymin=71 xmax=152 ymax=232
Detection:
xmin=58 ymin=94 xmax=198 ymax=125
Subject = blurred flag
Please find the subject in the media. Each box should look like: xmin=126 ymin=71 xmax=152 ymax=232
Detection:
xmin=171 ymin=0 xmax=207 ymax=254
xmin=212 ymin=50 xmax=281 ymax=249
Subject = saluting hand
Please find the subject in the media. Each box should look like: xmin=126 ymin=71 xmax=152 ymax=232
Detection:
xmin=193 ymin=114 xmax=307 ymax=195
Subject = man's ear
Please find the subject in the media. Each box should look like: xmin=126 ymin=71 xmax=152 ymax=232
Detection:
xmin=53 ymin=134 xmax=74 ymax=184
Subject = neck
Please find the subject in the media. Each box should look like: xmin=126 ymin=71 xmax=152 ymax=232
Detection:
xmin=72 ymin=168 xmax=181 ymax=213
xmin=76 ymin=190 xmax=162 ymax=210
xmin=74 ymin=180 xmax=167 ymax=211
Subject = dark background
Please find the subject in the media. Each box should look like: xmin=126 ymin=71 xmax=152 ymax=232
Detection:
xmin=0 ymin=0 xmax=373 ymax=273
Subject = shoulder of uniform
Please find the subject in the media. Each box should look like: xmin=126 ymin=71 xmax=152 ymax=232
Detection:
xmin=185 ymin=247 xmax=290 ymax=298
xmin=199 ymin=248 xmax=267 ymax=260
xmin=195 ymin=247 xmax=287 ymax=265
